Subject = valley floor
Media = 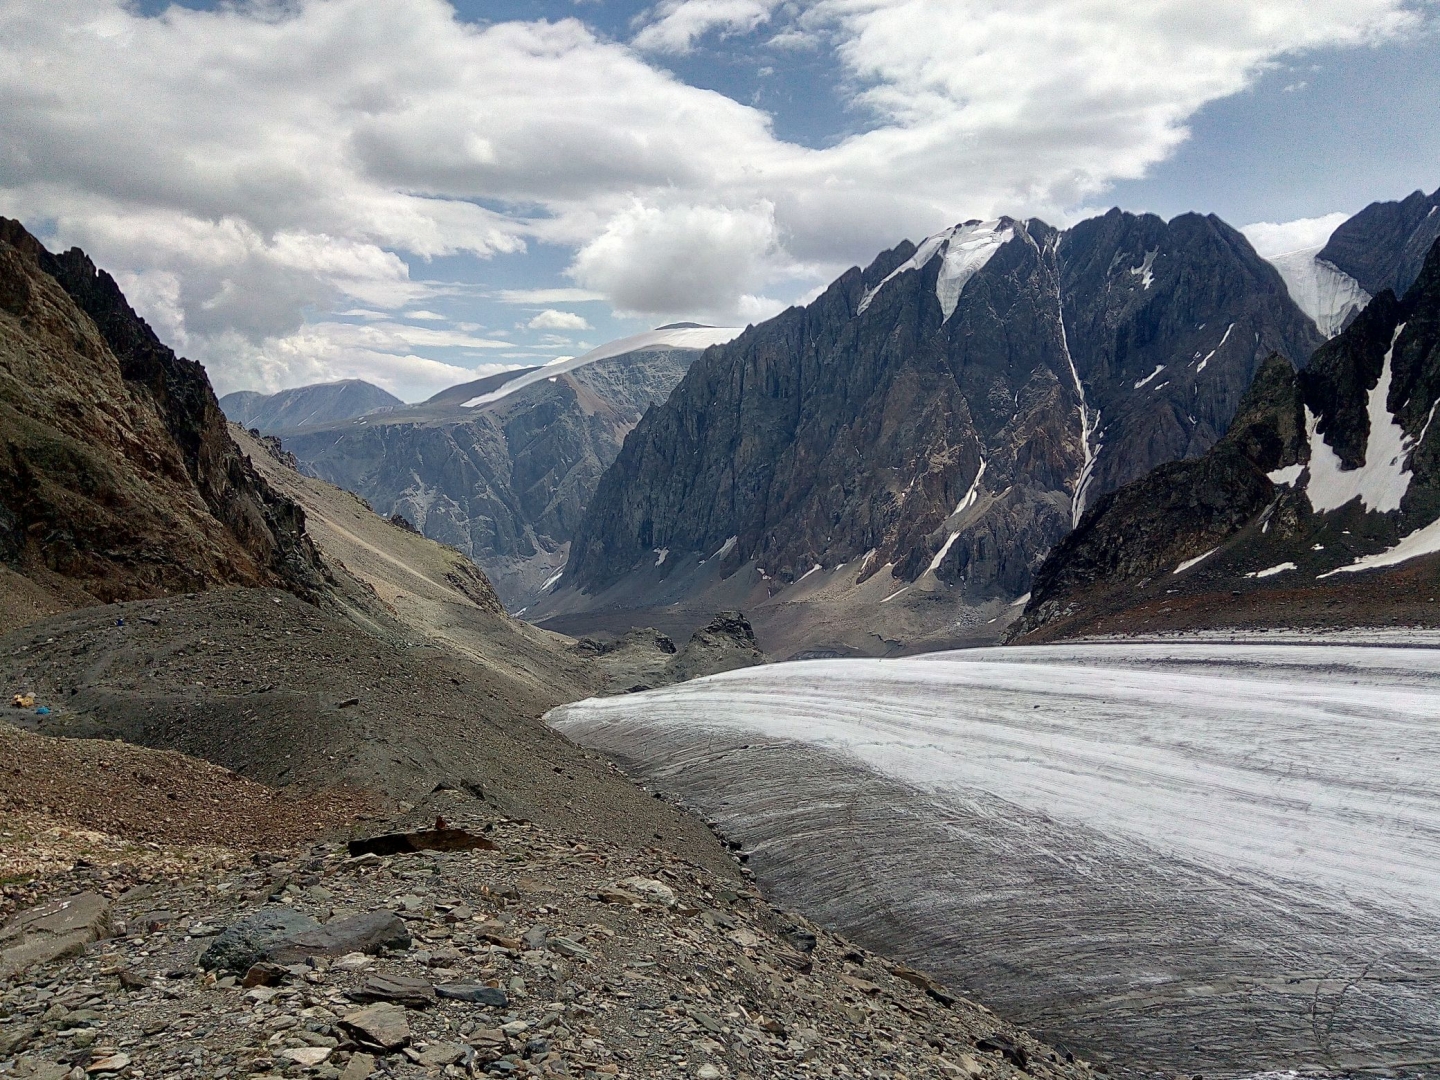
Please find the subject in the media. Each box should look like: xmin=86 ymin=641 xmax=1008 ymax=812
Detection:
xmin=548 ymin=642 xmax=1440 ymax=1079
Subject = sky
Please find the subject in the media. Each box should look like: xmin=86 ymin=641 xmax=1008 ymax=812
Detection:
xmin=2 ymin=0 xmax=1437 ymax=402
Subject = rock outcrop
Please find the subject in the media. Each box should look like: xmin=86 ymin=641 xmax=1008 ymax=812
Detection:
xmin=1013 ymin=235 xmax=1440 ymax=640
xmin=0 ymin=218 xmax=326 ymax=617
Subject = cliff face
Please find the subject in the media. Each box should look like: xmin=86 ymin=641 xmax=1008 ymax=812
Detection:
xmin=0 ymin=218 xmax=326 ymax=616
xmin=562 ymin=211 xmax=1321 ymax=629
xmin=281 ymin=347 xmax=699 ymax=608
xmin=1318 ymin=185 xmax=1440 ymax=298
xmin=1013 ymin=236 xmax=1440 ymax=641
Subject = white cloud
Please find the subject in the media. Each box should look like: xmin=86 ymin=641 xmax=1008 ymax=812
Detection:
xmin=633 ymin=0 xmax=782 ymax=53
xmin=493 ymin=288 xmax=607 ymax=304
xmin=1241 ymin=212 xmax=1352 ymax=257
xmin=569 ymin=201 xmax=782 ymax=318
xmin=0 ymin=0 xmax=1422 ymax=391
xmin=527 ymin=309 xmax=593 ymax=331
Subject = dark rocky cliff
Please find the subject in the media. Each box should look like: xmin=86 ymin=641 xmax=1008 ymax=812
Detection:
xmin=1318 ymin=185 xmax=1440 ymax=298
xmin=0 ymin=218 xmax=327 ymax=611
xmin=564 ymin=211 xmax=1322 ymax=618
xmin=1014 ymin=236 xmax=1440 ymax=640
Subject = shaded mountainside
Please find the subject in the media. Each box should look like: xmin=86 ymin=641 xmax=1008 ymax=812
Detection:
xmin=548 ymin=210 xmax=1320 ymax=653
xmin=1013 ymin=235 xmax=1440 ymax=641
xmin=283 ymin=344 xmax=706 ymax=609
xmin=1319 ymin=185 xmax=1440 ymax=298
xmin=0 ymin=218 xmax=326 ymax=625
xmin=219 ymin=379 xmax=402 ymax=434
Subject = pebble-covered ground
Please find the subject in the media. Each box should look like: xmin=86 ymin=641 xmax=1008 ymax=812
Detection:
xmin=1 ymin=811 xmax=1097 ymax=1080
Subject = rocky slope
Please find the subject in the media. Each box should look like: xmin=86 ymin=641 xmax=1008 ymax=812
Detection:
xmin=0 ymin=802 xmax=1098 ymax=1080
xmin=1012 ymin=234 xmax=1440 ymax=641
xmin=220 ymin=381 xmax=402 ymax=434
xmin=282 ymin=329 xmax=736 ymax=610
xmin=0 ymin=219 xmax=327 ymax=625
xmin=546 ymin=211 xmax=1321 ymax=655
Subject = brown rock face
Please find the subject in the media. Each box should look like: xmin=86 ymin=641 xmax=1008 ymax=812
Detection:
xmin=0 ymin=218 xmax=326 ymax=611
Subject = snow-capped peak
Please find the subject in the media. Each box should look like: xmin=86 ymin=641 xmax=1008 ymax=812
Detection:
xmin=857 ymin=219 xmax=1017 ymax=321
xmin=462 ymin=324 xmax=741 ymax=409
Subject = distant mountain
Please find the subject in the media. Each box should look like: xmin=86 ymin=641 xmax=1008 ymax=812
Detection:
xmin=1261 ymin=186 xmax=1440 ymax=340
xmin=280 ymin=326 xmax=739 ymax=609
xmin=219 ymin=379 xmax=402 ymax=433
xmin=0 ymin=218 xmax=326 ymax=623
xmin=1013 ymin=234 xmax=1440 ymax=641
xmin=541 ymin=210 xmax=1321 ymax=655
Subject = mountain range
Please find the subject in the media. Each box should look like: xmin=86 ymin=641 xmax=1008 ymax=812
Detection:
xmin=210 ymin=184 xmax=1440 ymax=652
xmin=274 ymin=325 xmax=737 ymax=608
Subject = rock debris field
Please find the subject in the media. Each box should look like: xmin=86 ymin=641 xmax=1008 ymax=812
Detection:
xmin=548 ymin=642 xmax=1440 ymax=1079
xmin=0 ymin=811 xmax=1098 ymax=1080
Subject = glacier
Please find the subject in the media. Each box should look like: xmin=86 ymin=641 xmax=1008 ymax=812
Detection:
xmin=1266 ymin=246 xmax=1370 ymax=338
xmin=549 ymin=643 xmax=1440 ymax=1077
xmin=461 ymin=324 xmax=740 ymax=409
xmin=857 ymin=220 xmax=1015 ymax=321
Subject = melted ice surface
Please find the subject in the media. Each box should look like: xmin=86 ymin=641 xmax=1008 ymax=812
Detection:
xmin=858 ymin=220 xmax=1015 ymax=321
xmin=550 ymin=642 xmax=1440 ymax=909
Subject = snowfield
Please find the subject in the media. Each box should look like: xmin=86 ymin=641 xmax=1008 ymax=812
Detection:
xmin=549 ymin=643 xmax=1440 ymax=1077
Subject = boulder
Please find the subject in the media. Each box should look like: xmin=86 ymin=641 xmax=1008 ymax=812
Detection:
xmin=268 ymin=909 xmax=410 ymax=963
xmin=0 ymin=893 xmax=111 ymax=979
xmin=198 ymin=907 xmax=319 ymax=973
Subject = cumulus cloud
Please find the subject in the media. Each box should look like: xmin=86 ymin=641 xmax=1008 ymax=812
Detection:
xmin=1241 ymin=212 xmax=1353 ymax=257
xmin=0 ymin=0 xmax=1421 ymax=391
xmin=527 ymin=309 xmax=593 ymax=331
xmin=633 ymin=0 xmax=782 ymax=53
xmin=569 ymin=201 xmax=782 ymax=318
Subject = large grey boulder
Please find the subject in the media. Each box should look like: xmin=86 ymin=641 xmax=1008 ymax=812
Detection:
xmin=0 ymin=893 xmax=111 ymax=978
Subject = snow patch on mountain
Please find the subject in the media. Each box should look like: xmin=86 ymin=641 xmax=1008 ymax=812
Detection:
xmin=1303 ymin=324 xmax=1412 ymax=514
xmin=1320 ymin=516 xmax=1440 ymax=577
xmin=858 ymin=220 xmax=1015 ymax=321
xmin=462 ymin=324 xmax=740 ymax=409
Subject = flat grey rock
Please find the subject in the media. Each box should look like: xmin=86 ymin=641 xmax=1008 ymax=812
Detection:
xmin=0 ymin=893 xmax=110 ymax=979
xmin=268 ymin=909 xmax=410 ymax=963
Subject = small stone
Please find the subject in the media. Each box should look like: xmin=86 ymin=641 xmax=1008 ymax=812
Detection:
xmin=331 ymin=952 xmax=373 ymax=972
xmin=84 ymin=1053 xmax=130 ymax=1074
xmin=243 ymin=961 xmax=288 ymax=987
xmin=697 ymin=1066 xmax=723 ymax=1079
xmin=349 ymin=973 xmax=435 ymax=1008
xmin=614 ymin=877 xmax=676 ymax=908
xmin=342 ymin=1003 xmax=411 ymax=1050
xmin=282 ymin=1047 xmax=332 ymax=1067
xmin=339 ymin=1051 xmax=376 ymax=1080
xmin=500 ymin=1020 xmax=530 ymax=1036
xmin=436 ymin=981 xmax=509 ymax=1007
xmin=417 ymin=1042 xmax=466 ymax=1066
xmin=545 ymin=937 xmax=593 ymax=961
